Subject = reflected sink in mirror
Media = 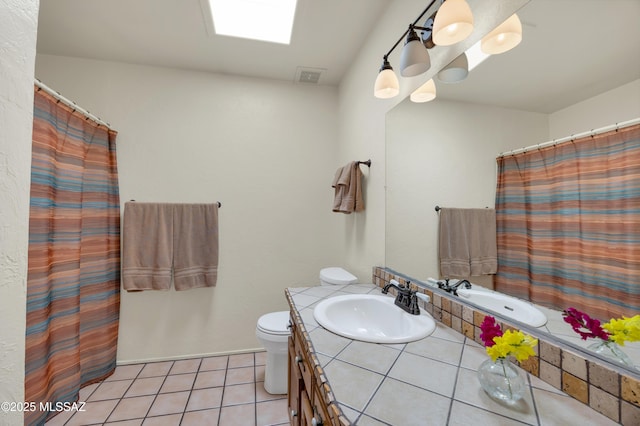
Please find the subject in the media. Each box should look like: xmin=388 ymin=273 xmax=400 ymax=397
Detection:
xmin=454 ymin=285 xmax=547 ymax=328
xmin=313 ymin=294 xmax=436 ymax=344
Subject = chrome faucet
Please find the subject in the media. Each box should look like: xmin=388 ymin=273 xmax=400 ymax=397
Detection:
xmin=437 ymin=278 xmax=471 ymax=296
xmin=382 ymin=280 xmax=420 ymax=315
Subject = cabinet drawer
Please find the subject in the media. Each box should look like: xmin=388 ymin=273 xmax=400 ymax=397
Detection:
xmin=293 ymin=327 xmax=313 ymax=393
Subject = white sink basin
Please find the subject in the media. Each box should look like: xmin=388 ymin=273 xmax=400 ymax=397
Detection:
xmin=313 ymin=294 xmax=436 ymax=344
xmin=457 ymin=288 xmax=547 ymax=328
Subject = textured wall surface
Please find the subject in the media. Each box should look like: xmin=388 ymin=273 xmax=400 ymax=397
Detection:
xmin=0 ymin=1 xmax=39 ymax=424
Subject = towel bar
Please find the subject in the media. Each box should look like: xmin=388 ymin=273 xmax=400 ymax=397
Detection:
xmin=357 ymin=159 xmax=372 ymax=167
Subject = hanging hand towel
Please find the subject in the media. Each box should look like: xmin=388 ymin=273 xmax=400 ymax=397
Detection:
xmin=173 ymin=203 xmax=219 ymax=290
xmin=122 ymin=203 xmax=173 ymax=291
xmin=439 ymin=208 xmax=497 ymax=277
xmin=332 ymin=162 xmax=364 ymax=213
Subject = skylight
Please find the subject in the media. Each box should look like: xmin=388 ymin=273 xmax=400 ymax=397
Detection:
xmin=209 ymin=0 xmax=297 ymax=45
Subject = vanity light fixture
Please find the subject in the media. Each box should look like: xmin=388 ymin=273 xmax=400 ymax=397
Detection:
xmin=410 ymin=79 xmax=437 ymax=103
xmin=437 ymin=52 xmax=468 ymax=83
xmin=432 ymin=0 xmax=474 ymax=46
xmin=481 ymin=13 xmax=522 ymax=54
xmin=400 ymin=25 xmax=431 ymax=77
xmin=374 ymin=57 xmax=400 ymax=98
xmin=373 ymin=1 xmax=522 ymax=100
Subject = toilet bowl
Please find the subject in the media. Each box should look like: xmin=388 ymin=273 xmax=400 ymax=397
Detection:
xmin=319 ymin=267 xmax=358 ymax=286
xmin=255 ymin=311 xmax=290 ymax=394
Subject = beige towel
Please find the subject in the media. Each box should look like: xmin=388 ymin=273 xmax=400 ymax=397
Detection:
xmin=332 ymin=162 xmax=364 ymax=214
xmin=173 ymin=204 xmax=219 ymax=291
xmin=122 ymin=203 xmax=173 ymax=291
xmin=122 ymin=202 xmax=219 ymax=291
xmin=439 ymin=208 xmax=497 ymax=277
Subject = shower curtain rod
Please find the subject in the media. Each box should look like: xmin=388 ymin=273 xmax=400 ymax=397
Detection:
xmin=34 ymin=79 xmax=113 ymax=130
xmin=497 ymin=117 xmax=640 ymax=158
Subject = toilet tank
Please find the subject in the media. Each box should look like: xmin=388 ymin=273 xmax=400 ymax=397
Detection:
xmin=319 ymin=267 xmax=358 ymax=285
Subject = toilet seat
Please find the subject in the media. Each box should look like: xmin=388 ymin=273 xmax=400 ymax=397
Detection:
xmin=257 ymin=311 xmax=290 ymax=336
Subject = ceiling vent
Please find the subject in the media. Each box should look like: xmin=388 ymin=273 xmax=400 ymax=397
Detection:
xmin=295 ymin=67 xmax=325 ymax=84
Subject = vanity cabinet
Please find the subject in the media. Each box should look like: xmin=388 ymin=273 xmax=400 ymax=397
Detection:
xmin=288 ymin=312 xmax=340 ymax=426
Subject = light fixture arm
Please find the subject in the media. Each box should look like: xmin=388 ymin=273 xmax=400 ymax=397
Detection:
xmin=382 ymin=0 xmax=438 ymax=59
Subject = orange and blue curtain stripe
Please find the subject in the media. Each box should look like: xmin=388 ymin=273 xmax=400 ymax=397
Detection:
xmin=25 ymin=87 xmax=120 ymax=425
xmin=495 ymin=124 xmax=640 ymax=320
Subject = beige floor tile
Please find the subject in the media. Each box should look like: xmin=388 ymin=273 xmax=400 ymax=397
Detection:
xmin=186 ymin=387 xmax=224 ymax=411
xmin=138 ymin=361 xmax=173 ymax=378
xmin=107 ymin=396 xmax=155 ymax=422
xmin=222 ymin=383 xmax=256 ymax=406
xmin=65 ymin=399 xmax=119 ymax=426
xmin=141 ymin=413 xmax=182 ymax=426
xmin=194 ymin=369 xmax=226 ymax=389
xmin=225 ymin=366 xmax=255 ymax=385
xmin=255 ymin=365 xmax=265 ymax=382
xmin=256 ymin=382 xmax=285 ymax=402
xmin=89 ymin=379 xmax=134 ymax=401
xmin=106 ymin=364 xmax=144 ymax=381
xmin=44 ymin=407 xmax=77 ymax=426
xmin=147 ymin=391 xmax=190 ymax=417
xmin=125 ymin=376 xmax=165 ymax=397
xmin=256 ymin=398 xmax=288 ymax=425
xmin=79 ymin=382 xmax=100 ymax=400
xmin=160 ymin=373 xmax=195 ymax=393
xmin=200 ymin=355 xmax=228 ymax=371
xmin=219 ymin=403 xmax=256 ymax=426
xmin=255 ymin=351 xmax=267 ymax=366
xmin=169 ymin=358 xmax=201 ymax=375
xmin=228 ymin=353 xmax=254 ymax=368
xmin=181 ymin=408 xmax=220 ymax=425
xmin=105 ymin=420 xmax=143 ymax=426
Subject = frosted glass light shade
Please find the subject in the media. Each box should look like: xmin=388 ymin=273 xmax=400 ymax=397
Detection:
xmin=481 ymin=14 xmax=522 ymax=54
xmin=410 ymin=79 xmax=436 ymax=103
xmin=432 ymin=0 xmax=474 ymax=46
xmin=400 ymin=30 xmax=431 ymax=77
xmin=374 ymin=67 xmax=400 ymax=99
xmin=437 ymin=53 xmax=468 ymax=83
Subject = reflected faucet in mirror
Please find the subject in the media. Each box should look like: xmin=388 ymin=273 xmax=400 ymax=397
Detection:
xmin=437 ymin=278 xmax=471 ymax=296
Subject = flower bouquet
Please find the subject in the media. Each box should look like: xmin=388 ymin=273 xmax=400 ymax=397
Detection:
xmin=562 ymin=308 xmax=639 ymax=368
xmin=477 ymin=316 xmax=538 ymax=403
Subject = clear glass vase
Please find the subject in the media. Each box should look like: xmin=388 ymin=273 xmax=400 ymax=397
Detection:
xmin=588 ymin=338 xmax=635 ymax=369
xmin=477 ymin=358 xmax=526 ymax=403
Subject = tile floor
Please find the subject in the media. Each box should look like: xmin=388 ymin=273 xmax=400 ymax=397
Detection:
xmin=44 ymin=352 xmax=289 ymax=426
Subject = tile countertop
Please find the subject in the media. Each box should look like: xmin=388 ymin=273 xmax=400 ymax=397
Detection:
xmin=286 ymin=284 xmax=619 ymax=426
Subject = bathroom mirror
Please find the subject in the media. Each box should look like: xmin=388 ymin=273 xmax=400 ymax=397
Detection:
xmin=385 ymin=0 xmax=640 ymax=376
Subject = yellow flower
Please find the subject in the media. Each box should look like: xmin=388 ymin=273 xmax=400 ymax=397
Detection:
xmin=603 ymin=315 xmax=640 ymax=346
xmin=485 ymin=330 xmax=538 ymax=362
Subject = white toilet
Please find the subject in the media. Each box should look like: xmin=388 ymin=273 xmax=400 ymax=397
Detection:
xmin=256 ymin=267 xmax=357 ymax=395
xmin=256 ymin=310 xmax=290 ymax=394
xmin=319 ymin=267 xmax=358 ymax=286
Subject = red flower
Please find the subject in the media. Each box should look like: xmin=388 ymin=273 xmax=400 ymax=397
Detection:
xmin=562 ymin=307 xmax=610 ymax=341
xmin=480 ymin=316 xmax=503 ymax=347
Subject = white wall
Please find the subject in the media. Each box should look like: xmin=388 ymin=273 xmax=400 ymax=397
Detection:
xmin=549 ymin=79 xmax=640 ymax=138
xmin=36 ymin=54 xmax=342 ymax=362
xmin=0 ymin=0 xmax=39 ymax=424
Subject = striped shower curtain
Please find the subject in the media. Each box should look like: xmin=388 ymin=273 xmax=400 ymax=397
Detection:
xmin=495 ymin=123 xmax=640 ymax=320
xmin=25 ymin=87 xmax=120 ymax=425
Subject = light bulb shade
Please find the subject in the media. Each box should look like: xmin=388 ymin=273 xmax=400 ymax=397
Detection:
xmin=437 ymin=53 xmax=468 ymax=83
xmin=481 ymin=14 xmax=522 ymax=54
xmin=400 ymin=30 xmax=431 ymax=77
xmin=432 ymin=0 xmax=474 ymax=46
xmin=374 ymin=61 xmax=399 ymax=99
xmin=410 ymin=79 xmax=436 ymax=103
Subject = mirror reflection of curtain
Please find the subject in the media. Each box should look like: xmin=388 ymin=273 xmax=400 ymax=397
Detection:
xmin=25 ymin=87 xmax=120 ymax=425
xmin=495 ymin=123 xmax=640 ymax=319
